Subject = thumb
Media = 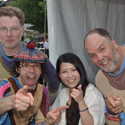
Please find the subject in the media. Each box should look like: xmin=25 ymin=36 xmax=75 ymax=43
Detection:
xmin=77 ymin=84 xmax=82 ymax=90
xmin=53 ymin=105 xmax=69 ymax=113
xmin=18 ymin=85 xmax=30 ymax=94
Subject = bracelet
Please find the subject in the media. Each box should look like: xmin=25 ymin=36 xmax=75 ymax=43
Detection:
xmin=79 ymin=107 xmax=88 ymax=112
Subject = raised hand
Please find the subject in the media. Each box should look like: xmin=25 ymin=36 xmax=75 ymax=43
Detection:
xmin=47 ymin=106 xmax=68 ymax=124
xmin=70 ymin=84 xmax=84 ymax=104
xmin=14 ymin=85 xmax=34 ymax=111
xmin=106 ymin=95 xmax=124 ymax=114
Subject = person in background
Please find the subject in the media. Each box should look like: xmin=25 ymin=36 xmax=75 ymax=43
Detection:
xmin=84 ymin=28 xmax=125 ymax=125
xmin=0 ymin=47 xmax=68 ymax=125
xmin=51 ymin=53 xmax=105 ymax=125
xmin=0 ymin=6 xmax=59 ymax=95
xmin=43 ymin=35 xmax=49 ymax=57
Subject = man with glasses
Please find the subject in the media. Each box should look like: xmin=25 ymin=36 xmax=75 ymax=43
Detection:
xmin=0 ymin=6 xmax=59 ymax=95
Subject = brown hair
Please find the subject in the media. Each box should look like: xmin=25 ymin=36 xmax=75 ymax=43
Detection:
xmin=0 ymin=6 xmax=25 ymax=25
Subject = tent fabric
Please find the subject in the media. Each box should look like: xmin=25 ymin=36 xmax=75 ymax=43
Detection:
xmin=47 ymin=0 xmax=125 ymax=82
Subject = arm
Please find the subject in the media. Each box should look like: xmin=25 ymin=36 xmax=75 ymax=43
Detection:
xmin=46 ymin=106 xmax=68 ymax=125
xmin=0 ymin=85 xmax=34 ymax=114
xmin=79 ymin=101 xmax=94 ymax=125
xmin=71 ymin=85 xmax=94 ymax=125
xmin=44 ymin=61 xmax=60 ymax=92
xmin=0 ymin=95 xmax=15 ymax=115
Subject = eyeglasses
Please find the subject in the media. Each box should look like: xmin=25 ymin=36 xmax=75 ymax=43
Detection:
xmin=0 ymin=26 xmax=21 ymax=33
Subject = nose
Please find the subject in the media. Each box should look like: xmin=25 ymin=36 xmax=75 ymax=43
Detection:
xmin=7 ymin=28 xmax=12 ymax=36
xmin=67 ymin=71 xmax=74 ymax=78
xmin=27 ymin=66 xmax=35 ymax=72
xmin=94 ymin=53 xmax=104 ymax=62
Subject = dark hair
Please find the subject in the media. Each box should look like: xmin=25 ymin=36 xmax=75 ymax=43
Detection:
xmin=0 ymin=6 xmax=25 ymax=25
xmin=84 ymin=28 xmax=112 ymax=47
xmin=56 ymin=53 xmax=89 ymax=125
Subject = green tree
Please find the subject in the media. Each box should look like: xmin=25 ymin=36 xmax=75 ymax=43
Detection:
xmin=9 ymin=0 xmax=47 ymax=33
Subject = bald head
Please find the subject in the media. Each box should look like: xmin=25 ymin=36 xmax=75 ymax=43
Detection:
xmin=84 ymin=28 xmax=112 ymax=49
xmin=83 ymin=28 xmax=122 ymax=73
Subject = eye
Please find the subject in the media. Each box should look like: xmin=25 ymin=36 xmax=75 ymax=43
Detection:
xmin=89 ymin=53 xmax=96 ymax=59
xmin=0 ymin=27 xmax=7 ymax=31
xmin=61 ymin=70 xmax=67 ymax=74
xmin=99 ymin=46 xmax=105 ymax=52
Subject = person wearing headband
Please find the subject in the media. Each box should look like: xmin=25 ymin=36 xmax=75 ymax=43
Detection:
xmin=0 ymin=47 xmax=67 ymax=125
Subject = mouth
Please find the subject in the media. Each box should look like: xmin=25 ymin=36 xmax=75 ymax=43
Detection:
xmin=68 ymin=79 xmax=74 ymax=83
xmin=26 ymin=80 xmax=37 ymax=88
xmin=98 ymin=59 xmax=108 ymax=67
xmin=5 ymin=39 xmax=15 ymax=43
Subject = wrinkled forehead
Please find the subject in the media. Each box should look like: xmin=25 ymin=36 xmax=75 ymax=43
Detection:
xmin=84 ymin=33 xmax=109 ymax=51
xmin=0 ymin=16 xmax=22 ymax=26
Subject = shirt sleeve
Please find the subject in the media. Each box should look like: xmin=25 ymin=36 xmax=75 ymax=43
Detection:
xmin=44 ymin=61 xmax=60 ymax=93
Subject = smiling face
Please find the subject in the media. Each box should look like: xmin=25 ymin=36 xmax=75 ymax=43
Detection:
xmin=85 ymin=33 xmax=121 ymax=73
xmin=59 ymin=62 xmax=80 ymax=88
xmin=18 ymin=62 xmax=42 ymax=87
xmin=0 ymin=16 xmax=24 ymax=49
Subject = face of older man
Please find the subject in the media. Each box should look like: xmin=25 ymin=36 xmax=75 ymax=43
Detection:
xmin=0 ymin=16 xmax=24 ymax=49
xmin=18 ymin=62 xmax=42 ymax=87
xmin=84 ymin=33 xmax=121 ymax=73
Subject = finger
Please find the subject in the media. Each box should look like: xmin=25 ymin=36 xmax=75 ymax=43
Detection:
xmin=15 ymin=102 xmax=29 ymax=111
xmin=18 ymin=85 xmax=30 ymax=94
xmin=27 ymin=93 xmax=34 ymax=105
xmin=15 ymin=94 xmax=30 ymax=105
xmin=16 ymin=92 xmax=33 ymax=105
xmin=107 ymin=96 xmax=116 ymax=107
xmin=53 ymin=106 xmax=69 ymax=112
xmin=112 ymin=106 xmax=123 ymax=114
xmin=77 ymin=84 xmax=82 ymax=90
xmin=48 ymin=111 xmax=60 ymax=120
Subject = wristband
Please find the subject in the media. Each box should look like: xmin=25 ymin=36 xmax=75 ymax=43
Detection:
xmin=79 ymin=107 xmax=88 ymax=112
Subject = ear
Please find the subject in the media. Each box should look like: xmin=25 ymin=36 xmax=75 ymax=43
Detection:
xmin=16 ymin=67 xmax=20 ymax=73
xmin=112 ymin=40 xmax=118 ymax=48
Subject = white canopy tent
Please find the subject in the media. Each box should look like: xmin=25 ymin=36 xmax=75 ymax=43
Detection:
xmin=47 ymin=0 xmax=125 ymax=82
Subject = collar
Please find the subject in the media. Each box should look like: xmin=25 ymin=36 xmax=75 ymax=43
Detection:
xmin=11 ymin=77 xmax=23 ymax=89
xmin=107 ymin=58 xmax=125 ymax=77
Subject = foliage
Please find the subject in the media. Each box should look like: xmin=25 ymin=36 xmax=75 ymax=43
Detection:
xmin=9 ymin=0 xmax=47 ymax=33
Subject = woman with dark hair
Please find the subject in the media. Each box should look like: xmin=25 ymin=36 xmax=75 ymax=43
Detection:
xmin=51 ymin=53 xmax=105 ymax=125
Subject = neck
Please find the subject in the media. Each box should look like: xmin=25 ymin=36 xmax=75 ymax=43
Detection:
xmin=118 ymin=46 xmax=125 ymax=64
xmin=4 ymin=45 xmax=20 ymax=56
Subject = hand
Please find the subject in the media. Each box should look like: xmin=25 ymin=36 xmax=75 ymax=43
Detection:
xmin=47 ymin=106 xmax=68 ymax=124
xmin=14 ymin=85 xmax=34 ymax=111
xmin=70 ymin=84 xmax=84 ymax=104
xmin=106 ymin=95 xmax=124 ymax=114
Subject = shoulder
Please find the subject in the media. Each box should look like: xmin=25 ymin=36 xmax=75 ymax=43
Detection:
xmin=85 ymin=83 xmax=101 ymax=94
xmin=0 ymin=80 xmax=9 ymax=87
xmin=85 ymin=83 xmax=104 ymax=102
xmin=95 ymin=70 xmax=107 ymax=83
xmin=0 ymin=80 xmax=11 ymax=97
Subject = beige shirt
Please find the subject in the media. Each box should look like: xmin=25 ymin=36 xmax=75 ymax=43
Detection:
xmin=95 ymin=70 xmax=125 ymax=125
